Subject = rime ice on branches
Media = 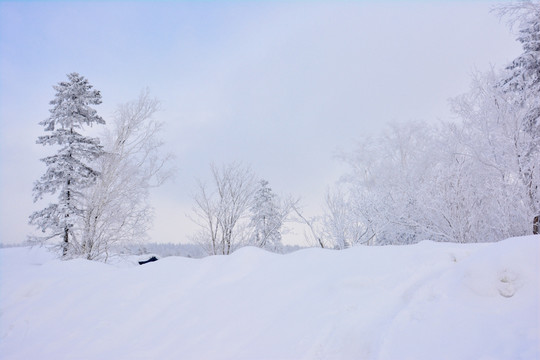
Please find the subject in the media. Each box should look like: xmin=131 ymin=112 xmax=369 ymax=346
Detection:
xmin=29 ymin=73 xmax=105 ymax=257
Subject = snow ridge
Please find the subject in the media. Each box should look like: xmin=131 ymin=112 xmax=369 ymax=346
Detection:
xmin=0 ymin=237 xmax=538 ymax=360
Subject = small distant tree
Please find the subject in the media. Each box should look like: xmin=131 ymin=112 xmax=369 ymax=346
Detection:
xmin=249 ymin=179 xmax=286 ymax=252
xmin=29 ymin=73 xmax=105 ymax=257
xmin=191 ymin=163 xmax=256 ymax=255
xmin=291 ymin=204 xmax=327 ymax=249
xmin=322 ymin=186 xmax=368 ymax=249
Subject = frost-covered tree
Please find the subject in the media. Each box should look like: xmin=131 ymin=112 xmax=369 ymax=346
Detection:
xmin=450 ymin=70 xmax=534 ymax=240
xmin=322 ymin=4 xmax=540 ymax=246
xmin=80 ymin=90 xmax=172 ymax=260
xmin=498 ymin=1 xmax=540 ymax=104
xmin=330 ymin=70 xmax=536 ymax=246
xmin=498 ymin=1 xmax=540 ymax=221
xmin=337 ymin=122 xmax=444 ymax=245
xmin=191 ymin=163 xmax=256 ymax=255
xmin=29 ymin=73 xmax=105 ymax=257
xmin=291 ymin=203 xmax=328 ymax=249
xmin=322 ymin=187 xmax=369 ymax=249
xmin=249 ymin=180 xmax=284 ymax=252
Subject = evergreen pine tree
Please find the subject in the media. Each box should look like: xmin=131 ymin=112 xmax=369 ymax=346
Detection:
xmin=499 ymin=2 xmax=540 ymax=220
xmin=29 ymin=73 xmax=105 ymax=257
xmin=250 ymin=179 xmax=283 ymax=251
xmin=500 ymin=2 xmax=540 ymax=135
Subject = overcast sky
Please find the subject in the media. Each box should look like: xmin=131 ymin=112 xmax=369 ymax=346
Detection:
xmin=0 ymin=1 xmax=522 ymax=245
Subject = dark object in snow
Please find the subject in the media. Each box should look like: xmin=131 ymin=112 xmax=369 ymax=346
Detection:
xmin=534 ymin=216 xmax=539 ymax=235
xmin=138 ymin=256 xmax=158 ymax=265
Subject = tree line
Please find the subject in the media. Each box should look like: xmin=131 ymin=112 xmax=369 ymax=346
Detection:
xmin=29 ymin=1 xmax=539 ymax=259
xmin=320 ymin=2 xmax=540 ymax=247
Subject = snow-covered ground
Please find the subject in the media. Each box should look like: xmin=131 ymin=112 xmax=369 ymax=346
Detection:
xmin=1 ymin=236 xmax=538 ymax=360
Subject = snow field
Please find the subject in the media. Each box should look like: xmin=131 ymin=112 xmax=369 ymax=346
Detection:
xmin=0 ymin=236 xmax=538 ymax=360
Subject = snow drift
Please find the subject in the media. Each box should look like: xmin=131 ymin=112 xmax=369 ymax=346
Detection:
xmin=1 ymin=236 xmax=538 ymax=360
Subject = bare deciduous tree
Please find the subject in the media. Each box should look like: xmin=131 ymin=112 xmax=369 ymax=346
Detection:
xmin=291 ymin=204 xmax=327 ymax=249
xmin=80 ymin=89 xmax=173 ymax=260
xmin=190 ymin=163 xmax=256 ymax=255
xmin=322 ymin=187 xmax=371 ymax=249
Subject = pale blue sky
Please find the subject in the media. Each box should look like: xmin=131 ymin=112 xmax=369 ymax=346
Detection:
xmin=0 ymin=1 xmax=521 ymax=244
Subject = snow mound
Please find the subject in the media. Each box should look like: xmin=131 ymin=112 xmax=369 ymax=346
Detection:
xmin=1 ymin=237 xmax=538 ymax=360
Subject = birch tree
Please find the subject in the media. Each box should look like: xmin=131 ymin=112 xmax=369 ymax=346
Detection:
xmin=81 ymin=90 xmax=172 ymax=260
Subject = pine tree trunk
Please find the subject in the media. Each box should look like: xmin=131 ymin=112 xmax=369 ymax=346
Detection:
xmin=63 ymin=226 xmax=69 ymax=257
xmin=64 ymin=179 xmax=71 ymax=258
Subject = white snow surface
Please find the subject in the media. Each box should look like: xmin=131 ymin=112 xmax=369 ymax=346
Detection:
xmin=1 ymin=236 xmax=539 ymax=360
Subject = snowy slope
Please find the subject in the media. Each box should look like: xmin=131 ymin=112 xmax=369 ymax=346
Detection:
xmin=0 ymin=237 xmax=538 ymax=360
